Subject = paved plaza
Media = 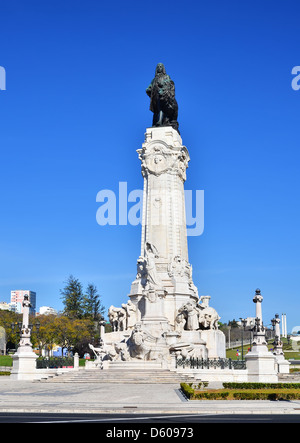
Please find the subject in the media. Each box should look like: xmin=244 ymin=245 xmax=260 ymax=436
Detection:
xmin=1 ymin=377 xmax=300 ymax=416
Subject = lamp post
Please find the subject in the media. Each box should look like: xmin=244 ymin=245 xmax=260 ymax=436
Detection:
xmin=240 ymin=318 xmax=247 ymax=360
xmin=227 ymin=325 xmax=231 ymax=349
xmin=271 ymin=317 xmax=277 ymax=345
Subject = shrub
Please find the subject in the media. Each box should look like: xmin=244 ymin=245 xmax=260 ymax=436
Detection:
xmin=194 ymin=391 xmax=229 ymax=400
xmin=223 ymin=382 xmax=300 ymax=390
xmin=233 ymin=391 xmax=300 ymax=400
xmin=180 ymin=383 xmax=194 ymax=399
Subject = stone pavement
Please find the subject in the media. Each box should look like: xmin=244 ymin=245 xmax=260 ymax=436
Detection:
xmin=0 ymin=376 xmax=300 ymax=415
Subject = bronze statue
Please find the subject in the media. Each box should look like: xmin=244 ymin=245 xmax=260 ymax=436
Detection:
xmin=146 ymin=63 xmax=179 ymax=133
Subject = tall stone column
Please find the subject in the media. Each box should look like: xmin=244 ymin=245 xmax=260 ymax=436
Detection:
xmin=253 ymin=288 xmax=263 ymax=323
xmin=10 ymin=295 xmax=37 ymax=380
xmin=138 ymin=127 xmax=189 ymax=264
xmin=245 ymin=289 xmax=278 ymax=382
xmin=130 ymin=127 xmax=198 ymax=330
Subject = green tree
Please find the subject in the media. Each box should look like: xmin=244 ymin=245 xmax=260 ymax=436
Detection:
xmin=53 ymin=315 xmax=91 ymax=357
xmin=35 ymin=314 xmax=57 ymax=357
xmin=60 ymin=275 xmax=84 ymax=319
xmin=82 ymin=283 xmax=105 ymax=321
xmin=0 ymin=310 xmax=22 ymax=350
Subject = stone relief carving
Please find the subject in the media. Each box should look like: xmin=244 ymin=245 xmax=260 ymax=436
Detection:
xmin=127 ymin=323 xmax=156 ymax=360
xmin=137 ymin=142 xmax=189 ymax=182
xmin=168 ymin=255 xmax=190 ymax=278
xmin=175 ymin=297 xmax=220 ymax=332
xmin=108 ymin=304 xmax=134 ymax=332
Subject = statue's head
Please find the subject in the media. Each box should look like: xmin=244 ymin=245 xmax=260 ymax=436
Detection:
xmin=155 ymin=63 xmax=166 ymax=75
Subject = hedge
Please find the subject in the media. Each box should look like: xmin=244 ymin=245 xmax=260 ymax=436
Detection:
xmin=180 ymin=383 xmax=194 ymax=399
xmin=193 ymin=391 xmax=230 ymax=400
xmin=180 ymin=382 xmax=300 ymax=401
xmin=233 ymin=391 xmax=300 ymax=400
xmin=223 ymin=382 xmax=300 ymax=390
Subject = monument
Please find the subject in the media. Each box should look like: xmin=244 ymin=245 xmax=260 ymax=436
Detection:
xmin=10 ymin=295 xmax=38 ymax=380
xmin=245 ymin=289 xmax=278 ymax=382
xmin=271 ymin=313 xmax=290 ymax=374
xmin=103 ymin=64 xmax=225 ymax=368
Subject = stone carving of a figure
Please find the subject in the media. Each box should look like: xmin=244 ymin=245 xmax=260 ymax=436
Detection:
xmin=122 ymin=300 xmax=137 ymax=330
xmin=129 ymin=324 xmax=150 ymax=360
xmin=185 ymin=302 xmax=199 ymax=331
xmin=144 ymin=242 xmax=162 ymax=289
xmin=146 ymin=63 xmax=179 ymax=133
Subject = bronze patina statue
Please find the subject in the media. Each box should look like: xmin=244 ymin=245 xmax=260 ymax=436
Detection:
xmin=146 ymin=63 xmax=179 ymax=133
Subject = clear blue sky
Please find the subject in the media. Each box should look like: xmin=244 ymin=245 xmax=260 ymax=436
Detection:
xmin=0 ymin=0 xmax=299 ymax=332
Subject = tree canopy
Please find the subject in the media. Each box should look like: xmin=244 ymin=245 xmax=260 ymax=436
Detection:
xmin=60 ymin=275 xmax=105 ymax=321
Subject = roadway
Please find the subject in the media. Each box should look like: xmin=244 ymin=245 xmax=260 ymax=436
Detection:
xmin=1 ymin=376 xmax=300 ymax=425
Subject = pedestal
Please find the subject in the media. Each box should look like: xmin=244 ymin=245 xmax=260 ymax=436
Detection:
xmin=200 ymin=329 xmax=226 ymax=359
xmin=10 ymin=348 xmax=37 ymax=380
xmin=245 ymin=340 xmax=278 ymax=382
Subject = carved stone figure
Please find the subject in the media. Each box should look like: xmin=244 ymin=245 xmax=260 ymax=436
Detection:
xmin=128 ymin=324 xmax=151 ymax=360
xmin=122 ymin=300 xmax=137 ymax=329
xmin=108 ymin=305 xmax=127 ymax=331
xmin=136 ymin=256 xmax=147 ymax=286
xmin=114 ymin=342 xmax=131 ymax=361
xmin=176 ymin=303 xmax=199 ymax=331
xmin=108 ymin=306 xmax=119 ymax=331
xmin=197 ymin=296 xmax=220 ymax=330
xmin=168 ymin=255 xmax=186 ymax=277
xmin=144 ymin=242 xmax=162 ymax=290
xmin=185 ymin=302 xmax=199 ymax=331
xmin=146 ymin=63 xmax=179 ymax=133
xmin=174 ymin=311 xmax=186 ymax=333
xmin=118 ymin=307 xmax=127 ymax=331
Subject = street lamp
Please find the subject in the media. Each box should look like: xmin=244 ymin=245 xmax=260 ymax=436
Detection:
xmin=240 ymin=318 xmax=247 ymax=360
xmin=35 ymin=321 xmax=40 ymax=335
xmin=271 ymin=317 xmax=277 ymax=345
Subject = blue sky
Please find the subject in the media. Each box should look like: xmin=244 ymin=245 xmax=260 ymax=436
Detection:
xmin=0 ymin=0 xmax=299 ymax=331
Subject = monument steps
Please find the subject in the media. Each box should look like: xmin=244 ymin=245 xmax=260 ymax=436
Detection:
xmin=37 ymin=367 xmax=193 ymax=384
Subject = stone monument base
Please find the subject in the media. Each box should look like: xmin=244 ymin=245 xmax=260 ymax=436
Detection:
xmin=10 ymin=349 xmax=37 ymax=381
xmin=101 ymin=326 xmax=226 ymax=369
xmin=200 ymin=330 xmax=226 ymax=359
xmin=245 ymin=350 xmax=278 ymax=383
xmin=274 ymin=354 xmax=291 ymax=374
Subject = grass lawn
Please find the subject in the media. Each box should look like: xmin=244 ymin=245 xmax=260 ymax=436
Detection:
xmin=0 ymin=355 xmax=88 ymax=368
xmin=226 ymin=340 xmax=300 ymax=361
xmin=0 ymin=355 xmax=12 ymax=367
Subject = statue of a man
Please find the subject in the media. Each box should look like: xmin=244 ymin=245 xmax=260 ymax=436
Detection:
xmin=146 ymin=63 xmax=179 ymax=133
